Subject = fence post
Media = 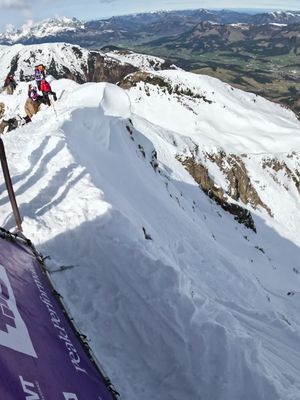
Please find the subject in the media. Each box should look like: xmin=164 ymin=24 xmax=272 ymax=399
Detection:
xmin=0 ymin=138 xmax=22 ymax=231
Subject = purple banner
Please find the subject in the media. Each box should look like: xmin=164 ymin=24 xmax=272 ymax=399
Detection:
xmin=0 ymin=235 xmax=114 ymax=400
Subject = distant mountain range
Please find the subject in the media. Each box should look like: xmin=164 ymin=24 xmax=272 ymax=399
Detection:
xmin=146 ymin=20 xmax=300 ymax=58
xmin=1 ymin=40 xmax=300 ymax=400
xmin=1 ymin=9 xmax=300 ymax=48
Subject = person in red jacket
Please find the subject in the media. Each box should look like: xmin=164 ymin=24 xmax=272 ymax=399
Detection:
xmin=40 ymin=78 xmax=57 ymax=106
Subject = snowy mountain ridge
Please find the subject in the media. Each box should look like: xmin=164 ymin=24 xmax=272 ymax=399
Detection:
xmin=0 ymin=17 xmax=84 ymax=43
xmin=1 ymin=10 xmax=300 ymax=46
xmin=0 ymin=43 xmax=166 ymax=85
xmin=0 ymin=59 xmax=300 ymax=400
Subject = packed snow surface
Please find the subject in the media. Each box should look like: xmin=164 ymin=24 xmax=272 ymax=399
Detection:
xmin=0 ymin=70 xmax=300 ymax=400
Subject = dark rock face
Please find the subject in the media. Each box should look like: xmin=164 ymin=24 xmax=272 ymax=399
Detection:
xmin=52 ymin=51 xmax=138 ymax=84
xmin=85 ymin=52 xmax=137 ymax=84
xmin=118 ymin=71 xmax=172 ymax=90
xmin=177 ymin=153 xmax=257 ymax=232
xmin=177 ymin=149 xmax=272 ymax=218
xmin=43 ymin=51 xmax=137 ymax=84
xmin=206 ymin=152 xmax=272 ymax=216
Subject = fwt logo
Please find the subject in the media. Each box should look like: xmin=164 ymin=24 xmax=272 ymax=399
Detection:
xmin=0 ymin=278 xmax=16 ymax=332
xmin=0 ymin=264 xmax=37 ymax=357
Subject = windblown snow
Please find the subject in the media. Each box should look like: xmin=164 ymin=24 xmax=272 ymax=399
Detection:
xmin=0 ymin=69 xmax=300 ymax=400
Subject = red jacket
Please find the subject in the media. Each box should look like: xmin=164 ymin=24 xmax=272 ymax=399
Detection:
xmin=40 ymin=79 xmax=51 ymax=93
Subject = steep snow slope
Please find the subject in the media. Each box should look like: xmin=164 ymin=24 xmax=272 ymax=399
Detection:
xmin=123 ymin=70 xmax=300 ymax=245
xmin=126 ymin=70 xmax=300 ymax=154
xmin=0 ymin=72 xmax=300 ymax=400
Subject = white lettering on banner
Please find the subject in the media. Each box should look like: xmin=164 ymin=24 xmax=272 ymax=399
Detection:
xmin=63 ymin=393 xmax=79 ymax=400
xmin=0 ymin=265 xmax=37 ymax=357
xmin=31 ymin=270 xmax=87 ymax=374
xmin=19 ymin=376 xmax=40 ymax=400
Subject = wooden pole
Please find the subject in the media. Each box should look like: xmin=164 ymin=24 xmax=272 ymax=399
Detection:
xmin=0 ymin=138 xmax=22 ymax=231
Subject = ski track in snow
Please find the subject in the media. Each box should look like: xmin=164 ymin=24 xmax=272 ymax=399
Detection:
xmin=0 ymin=70 xmax=300 ymax=400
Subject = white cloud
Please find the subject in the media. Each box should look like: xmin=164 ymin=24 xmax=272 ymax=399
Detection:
xmin=0 ymin=0 xmax=26 ymax=8
xmin=0 ymin=0 xmax=56 ymax=10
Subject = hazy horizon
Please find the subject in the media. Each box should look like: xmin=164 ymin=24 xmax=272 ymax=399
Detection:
xmin=0 ymin=1 xmax=299 ymax=31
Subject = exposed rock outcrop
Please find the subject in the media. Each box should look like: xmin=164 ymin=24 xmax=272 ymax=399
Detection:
xmin=262 ymin=157 xmax=300 ymax=192
xmin=0 ymin=102 xmax=5 ymax=119
xmin=84 ymin=52 xmax=138 ymax=84
xmin=176 ymin=148 xmax=300 ymax=232
xmin=177 ymin=152 xmax=257 ymax=231
xmin=119 ymin=72 xmax=212 ymax=103
xmin=206 ymin=151 xmax=272 ymax=215
xmin=119 ymin=71 xmax=172 ymax=91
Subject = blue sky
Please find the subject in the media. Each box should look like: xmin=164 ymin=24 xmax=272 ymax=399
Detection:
xmin=0 ymin=0 xmax=299 ymax=31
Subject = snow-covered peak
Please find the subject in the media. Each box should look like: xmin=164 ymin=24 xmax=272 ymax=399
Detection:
xmin=0 ymin=17 xmax=84 ymax=43
xmin=256 ymin=10 xmax=300 ymax=23
xmin=270 ymin=10 xmax=300 ymax=17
